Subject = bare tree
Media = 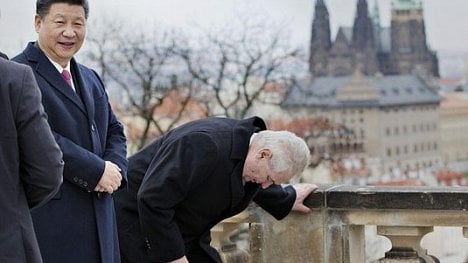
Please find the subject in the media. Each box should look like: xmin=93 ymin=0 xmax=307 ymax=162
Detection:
xmin=85 ymin=20 xmax=205 ymax=152
xmin=176 ymin=19 xmax=304 ymax=118
xmin=84 ymin=16 xmax=305 ymax=151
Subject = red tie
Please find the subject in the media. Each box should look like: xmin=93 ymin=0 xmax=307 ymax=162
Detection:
xmin=61 ymin=69 xmax=72 ymax=88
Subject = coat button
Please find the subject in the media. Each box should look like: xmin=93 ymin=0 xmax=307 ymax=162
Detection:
xmin=91 ymin=125 xmax=95 ymax=132
xmin=145 ymin=239 xmax=151 ymax=249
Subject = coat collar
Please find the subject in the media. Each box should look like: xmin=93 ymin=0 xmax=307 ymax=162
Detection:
xmin=23 ymin=42 xmax=94 ymax=119
xmin=228 ymin=116 xmax=267 ymax=210
xmin=230 ymin=116 xmax=267 ymax=160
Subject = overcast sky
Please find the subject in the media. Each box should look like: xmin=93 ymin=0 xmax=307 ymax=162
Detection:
xmin=1 ymin=0 xmax=467 ymax=58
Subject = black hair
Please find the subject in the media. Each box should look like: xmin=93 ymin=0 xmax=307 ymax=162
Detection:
xmin=36 ymin=0 xmax=89 ymax=19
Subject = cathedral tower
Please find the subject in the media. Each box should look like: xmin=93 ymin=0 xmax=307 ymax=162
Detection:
xmin=309 ymin=0 xmax=332 ymax=76
xmin=307 ymin=0 xmax=439 ymax=77
xmin=390 ymin=0 xmax=439 ymax=76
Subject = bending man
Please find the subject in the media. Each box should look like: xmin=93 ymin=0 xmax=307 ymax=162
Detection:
xmin=115 ymin=116 xmax=317 ymax=263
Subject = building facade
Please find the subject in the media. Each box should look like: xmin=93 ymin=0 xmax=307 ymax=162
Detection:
xmin=282 ymin=68 xmax=442 ymax=176
xmin=439 ymin=92 xmax=468 ymax=164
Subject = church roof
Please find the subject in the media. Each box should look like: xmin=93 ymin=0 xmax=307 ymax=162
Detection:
xmin=282 ymin=73 xmax=442 ymax=108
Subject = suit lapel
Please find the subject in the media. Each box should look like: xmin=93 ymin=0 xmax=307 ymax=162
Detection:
xmin=24 ymin=43 xmax=87 ymax=115
xmin=71 ymin=62 xmax=95 ymax=124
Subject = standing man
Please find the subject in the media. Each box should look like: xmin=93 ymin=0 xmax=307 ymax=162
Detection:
xmin=0 ymin=58 xmax=63 ymax=262
xmin=13 ymin=0 xmax=128 ymax=262
xmin=114 ymin=116 xmax=317 ymax=263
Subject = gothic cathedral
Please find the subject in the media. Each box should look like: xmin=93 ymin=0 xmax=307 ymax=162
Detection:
xmin=309 ymin=0 xmax=439 ymax=77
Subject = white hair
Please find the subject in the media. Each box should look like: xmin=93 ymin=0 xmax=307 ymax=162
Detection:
xmin=254 ymin=130 xmax=310 ymax=181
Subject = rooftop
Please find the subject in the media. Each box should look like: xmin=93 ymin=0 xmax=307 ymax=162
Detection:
xmin=282 ymin=72 xmax=441 ymax=108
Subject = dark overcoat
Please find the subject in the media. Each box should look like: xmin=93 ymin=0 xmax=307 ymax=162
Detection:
xmin=114 ymin=116 xmax=296 ymax=263
xmin=13 ymin=42 xmax=128 ymax=263
xmin=0 ymin=59 xmax=63 ymax=262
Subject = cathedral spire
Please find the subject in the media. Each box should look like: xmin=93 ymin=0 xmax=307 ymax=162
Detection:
xmin=309 ymin=0 xmax=332 ymax=76
xmin=352 ymin=0 xmax=375 ymax=51
xmin=310 ymin=0 xmax=331 ymax=49
xmin=352 ymin=0 xmax=378 ymax=75
xmin=371 ymin=0 xmax=382 ymax=51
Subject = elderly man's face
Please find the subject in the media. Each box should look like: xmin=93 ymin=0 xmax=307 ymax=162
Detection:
xmin=35 ymin=3 xmax=86 ymax=67
xmin=242 ymin=149 xmax=290 ymax=189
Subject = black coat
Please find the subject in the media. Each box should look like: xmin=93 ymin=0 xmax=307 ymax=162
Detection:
xmin=13 ymin=42 xmax=128 ymax=263
xmin=0 ymin=59 xmax=63 ymax=262
xmin=114 ymin=116 xmax=296 ymax=263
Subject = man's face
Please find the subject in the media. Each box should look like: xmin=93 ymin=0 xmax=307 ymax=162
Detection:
xmin=35 ymin=3 xmax=86 ymax=67
xmin=243 ymin=149 xmax=290 ymax=189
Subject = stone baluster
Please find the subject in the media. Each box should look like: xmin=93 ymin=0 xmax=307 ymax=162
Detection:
xmin=377 ymin=226 xmax=438 ymax=263
xmin=211 ymin=211 xmax=250 ymax=262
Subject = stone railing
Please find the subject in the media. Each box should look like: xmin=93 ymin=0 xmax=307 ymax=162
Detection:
xmin=213 ymin=185 xmax=468 ymax=263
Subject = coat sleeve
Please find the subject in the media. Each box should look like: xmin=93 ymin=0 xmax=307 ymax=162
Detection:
xmin=52 ymin=69 xmax=128 ymax=192
xmin=137 ymin=132 xmax=218 ymax=262
xmin=15 ymin=65 xmax=64 ymax=209
xmin=92 ymin=68 xmax=128 ymax=188
xmin=253 ymin=184 xmax=297 ymax=220
xmin=52 ymin=131 xmax=106 ymax=190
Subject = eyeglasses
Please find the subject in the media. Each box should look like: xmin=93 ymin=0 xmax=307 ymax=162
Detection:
xmin=266 ymin=175 xmax=276 ymax=185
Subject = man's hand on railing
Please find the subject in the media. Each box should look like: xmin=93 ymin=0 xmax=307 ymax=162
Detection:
xmin=291 ymin=183 xmax=318 ymax=213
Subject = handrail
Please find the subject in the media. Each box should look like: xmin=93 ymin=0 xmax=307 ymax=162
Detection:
xmin=215 ymin=185 xmax=468 ymax=263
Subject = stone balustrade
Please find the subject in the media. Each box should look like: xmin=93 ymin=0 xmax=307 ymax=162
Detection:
xmin=212 ymin=185 xmax=468 ymax=262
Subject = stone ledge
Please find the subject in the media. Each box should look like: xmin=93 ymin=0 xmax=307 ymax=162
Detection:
xmin=304 ymin=185 xmax=468 ymax=210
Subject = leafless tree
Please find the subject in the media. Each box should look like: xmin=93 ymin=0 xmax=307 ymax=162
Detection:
xmin=84 ymin=17 xmax=305 ymax=151
xmin=85 ymin=20 xmax=205 ymax=151
xmin=176 ymin=18 xmax=304 ymax=119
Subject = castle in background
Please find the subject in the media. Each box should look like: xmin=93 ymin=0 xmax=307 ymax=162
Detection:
xmin=309 ymin=0 xmax=439 ymax=77
xmin=279 ymin=0 xmax=445 ymax=180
